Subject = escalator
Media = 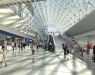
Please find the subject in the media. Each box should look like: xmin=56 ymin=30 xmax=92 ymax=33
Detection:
xmin=53 ymin=34 xmax=73 ymax=52
xmin=47 ymin=34 xmax=72 ymax=52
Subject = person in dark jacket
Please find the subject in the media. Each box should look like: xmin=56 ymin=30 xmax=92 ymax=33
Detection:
xmin=23 ymin=43 xmax=26 ymax=49
xmin=93 ymin=45 xmax=95 ymax=62
xmin=62 ymin=43 xmax=68 ymax=59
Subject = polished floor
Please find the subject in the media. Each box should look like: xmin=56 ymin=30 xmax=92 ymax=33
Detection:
xmin=0 ymin=46 xmax=95 ymax=75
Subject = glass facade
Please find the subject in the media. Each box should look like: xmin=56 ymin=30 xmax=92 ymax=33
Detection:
xmin=9 ymin=0 xmax=95 ymax=35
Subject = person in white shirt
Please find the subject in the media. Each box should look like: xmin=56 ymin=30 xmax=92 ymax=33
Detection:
xmin=73 ymin=42 xmax=78 ymax=61
xmin=1 ymin=40 xmax=8 ymax=66
xmin=32 ymin=45 xmax=36 ymax=55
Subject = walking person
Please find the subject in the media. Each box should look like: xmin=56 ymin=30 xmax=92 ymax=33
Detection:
xmin=31 ymin=44 xmax=37 ymax=62
xmin=11 ymin=42 xmax=15 ymax=56
xmin=79 ymin=45 xmax=84 ymax=59
xmin=18 ymin=42 xmax=21 ymax=54
xmin=73 ymin=42 xmax=78 ymax=62
xmin=1 ymin=41 xmax=8 ymax=66
xmin=36 ymin=43 xmax=39 ymax=50
xmin=92 ymin=45 xmax=95 ymax=69
xmin=14 ymin=42 xmax=17 ymax=56
xmin=62 ymin=43 xmax=68 ymax=59
xmin=49 ymin=42 xmax=52 ymax=51
xmin=30 ymin=43 xmax=33 ymax=51
xmin=32 ymin=45 xmax=36 ymax=56
xmin=93 ymin=45 xmax=95 ymax=62
xmin=21 ymin=42 xmax=23 ymax=54
xmin=18 ymin=42 xmax=21 ymax=50
xmin=86 ymin=42 xmax=91 ymax=59
xmin=23 ymin=42 xmax=26 ymax=50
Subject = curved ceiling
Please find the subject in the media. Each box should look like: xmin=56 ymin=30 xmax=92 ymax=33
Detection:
xmin=26 ymin=0 xmax=95 ymax=33
xmin=0 ymin=0 xmax=45 ymax=6
xmin=0 ymin=8 xmax=32 ymax=37
xmin=1 ymin=0 xmax=95 ymax=36
xmin=66 ymin=10 xmax=95 ymax=37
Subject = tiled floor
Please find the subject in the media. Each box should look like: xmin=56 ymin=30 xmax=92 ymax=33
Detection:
xmin=0 ymin=46 xmax=94 ymax=75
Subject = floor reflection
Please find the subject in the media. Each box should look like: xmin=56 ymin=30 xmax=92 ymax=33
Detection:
xmin=0 ymin=47 xmax=94 ymax=75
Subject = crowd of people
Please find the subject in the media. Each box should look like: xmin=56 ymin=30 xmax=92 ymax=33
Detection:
xmin=0 ymin=39 xmax=56 ymax=66
xmin=74 ymin=42 xmax=95 ymax=64
xmin=11 ymin=41 xmax=27 ymax=56
xmin=0 ymin=40 xmax=28 ymax=66
xmin=62 ymin=39 xmax=95 ymax=63
xmin=0 ymin=38 xmax=95 ymax=67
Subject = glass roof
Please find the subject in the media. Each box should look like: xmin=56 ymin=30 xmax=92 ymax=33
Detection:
xmin=31 ymin=0 xmax=95 ymax=33
xmin=9 ymin=0 xmax=95 ymax=35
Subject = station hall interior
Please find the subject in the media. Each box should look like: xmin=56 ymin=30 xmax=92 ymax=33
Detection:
xmin=0 ymin=0 xmax=95 ymax=75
